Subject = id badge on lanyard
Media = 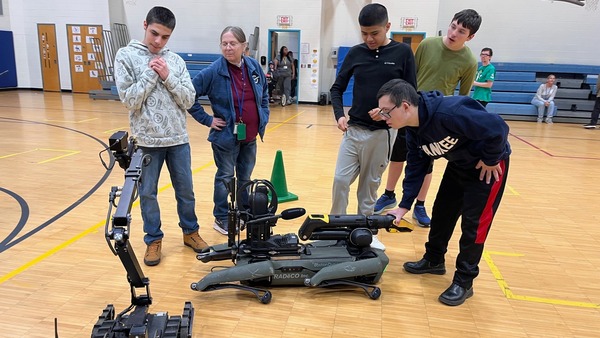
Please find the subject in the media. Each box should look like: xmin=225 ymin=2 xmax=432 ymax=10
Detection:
xmin=234 ymin=122 xmax=246 ymax=140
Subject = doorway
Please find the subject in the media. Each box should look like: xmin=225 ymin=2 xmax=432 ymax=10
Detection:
xmin=391 ymin=32 xmax=426 ymax=54
xmin=37 ymin=24 xmax=61 ymax=92
xmin=268 ymin=29 xmax=301 ymax=100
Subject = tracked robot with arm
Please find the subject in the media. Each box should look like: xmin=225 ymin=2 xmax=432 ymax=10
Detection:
xmin=190 ymin=178 xmax=413 ymax=304
xmin=91 ymin=131 xmax=194 ymax=338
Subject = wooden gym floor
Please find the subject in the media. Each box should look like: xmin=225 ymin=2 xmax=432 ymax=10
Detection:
xmin=1 ymin=90 xmax=599 ymax=337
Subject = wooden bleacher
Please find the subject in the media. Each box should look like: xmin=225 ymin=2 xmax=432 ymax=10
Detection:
xmin=481 ymin=63 xmax=600 ymax=123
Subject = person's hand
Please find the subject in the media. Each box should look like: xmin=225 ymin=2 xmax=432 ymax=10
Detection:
xmin=386 ymin=207 xmax=409 ymax=224
xmin=475 ymin=160 xmax=502 ymax=184
xmin=369 ymin=107 xmax=383 ymax=121
xmin=211 ymin=117 xmax=227 ymax=131
xmin=337 ymin=116 xmax=348 ymax=132
xmin=544 ymin=101 xmax=550 ymax=107
xmin=149 ymin=57 xmax=169 ymax=81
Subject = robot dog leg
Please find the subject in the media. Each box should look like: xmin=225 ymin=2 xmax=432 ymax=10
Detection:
xmin=304 ymin=254 xmax=389 ymax=300
xmin=191 ymin=260 xmax=275 ymax=304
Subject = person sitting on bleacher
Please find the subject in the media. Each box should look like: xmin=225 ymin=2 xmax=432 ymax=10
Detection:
xmin=531 ymin=74 xmax=558 ymax=124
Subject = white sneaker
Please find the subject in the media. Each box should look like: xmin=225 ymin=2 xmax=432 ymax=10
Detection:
xmin=370 ymin=234 xmax=386 ymax=251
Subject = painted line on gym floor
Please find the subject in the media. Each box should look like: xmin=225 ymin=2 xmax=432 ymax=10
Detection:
xmin=0 ymin=148 xmax=80 ymax=163
xmin=104 ymin=126 xmax=129 ymax=134
xmin=0 ymin=149 xmax=37 ymax=159
xmin=509 ymin=133 xmax=600 ymax=160
xmin=483 ymin=250 xmax=600 ymax=308
xmin=45 ymin=117 xmax=99 ymax=123
xmin=0 ymin=159 xmax=215 ymax=285
xmin=506 ymin=185 xmax=519 ymax=196
xmin=266 ymin=111 xmax=304 ymax=132
xmin=0 ymin=219 xmax=106 ymax=285
xmin=36 ymin=149 xmax=81 ymax=164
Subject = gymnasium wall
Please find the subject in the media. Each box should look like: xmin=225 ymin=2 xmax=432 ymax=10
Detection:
xmin=2 ymin=0 xmax=598 ymax=102
xmin=4 ymin=0 xmax=110 ymax=90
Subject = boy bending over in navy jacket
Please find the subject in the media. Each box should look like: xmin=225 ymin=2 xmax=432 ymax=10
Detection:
xmin=370 ymin=79 xmax=511 ymax=306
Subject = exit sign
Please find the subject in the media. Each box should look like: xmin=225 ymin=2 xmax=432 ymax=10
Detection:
xmin=277 ymin=15 xmax=293 ymax=26
xmin=402 ymin=17 xmax=417 ymax=28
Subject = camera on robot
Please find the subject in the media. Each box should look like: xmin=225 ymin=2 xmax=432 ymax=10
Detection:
xmin=108 ymin=131 xmax=136 ymax=170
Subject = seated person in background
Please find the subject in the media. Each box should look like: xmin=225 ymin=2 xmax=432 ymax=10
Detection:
xmin=531 ymin=74 xmax=558 ymax=124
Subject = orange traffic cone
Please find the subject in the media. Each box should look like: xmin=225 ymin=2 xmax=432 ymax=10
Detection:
xmin=270 ymin=150 xmax=298 ymax=203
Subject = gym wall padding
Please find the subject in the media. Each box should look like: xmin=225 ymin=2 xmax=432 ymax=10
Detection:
xmin=0 ymin=30 xmax=18 ymax=88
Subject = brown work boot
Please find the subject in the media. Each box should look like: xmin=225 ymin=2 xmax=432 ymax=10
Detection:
xmin=144 ymin=240 xmax=162 ymax=266
xmin=183 ymin=232 xmax=209 ymax=253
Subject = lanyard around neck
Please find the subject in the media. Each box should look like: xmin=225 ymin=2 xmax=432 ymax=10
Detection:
xmin=229 ymin=62 xmax=245 ymax=121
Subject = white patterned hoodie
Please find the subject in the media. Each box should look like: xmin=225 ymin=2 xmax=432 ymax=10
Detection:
xmin=114 ymin=39 xmax=195 ymax=147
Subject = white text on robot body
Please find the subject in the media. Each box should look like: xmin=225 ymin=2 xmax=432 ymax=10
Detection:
xmin=421 ymin=136 xmax=459 ymax=157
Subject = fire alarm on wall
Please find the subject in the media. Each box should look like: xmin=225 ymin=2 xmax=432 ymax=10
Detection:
xmin=331 ymin=47 xmax=338 ymax=59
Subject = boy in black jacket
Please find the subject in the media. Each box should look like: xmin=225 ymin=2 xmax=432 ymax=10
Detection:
xmin=329 ymin=4 xmax=416 ymax=251
xmin=371 ymin=79 xmax=511 ymax=306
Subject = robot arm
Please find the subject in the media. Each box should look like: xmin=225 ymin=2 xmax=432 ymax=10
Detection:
xmin=297 ymin=214 xmax=413 ymax=241
xmin=93 ymin=131 xmax=195 ymax=337
xmin=105 ymin=133 xmax=151 ymax=304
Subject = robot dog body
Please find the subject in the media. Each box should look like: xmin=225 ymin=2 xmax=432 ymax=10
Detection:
xmin=190 ymin=180 xmax=411 ymax=303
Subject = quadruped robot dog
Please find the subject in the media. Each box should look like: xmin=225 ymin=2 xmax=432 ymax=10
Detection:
xmin=191 ymin=178 xmax=413 ymax=303
xmin=91 ymin=131 xmax=194 ymax=338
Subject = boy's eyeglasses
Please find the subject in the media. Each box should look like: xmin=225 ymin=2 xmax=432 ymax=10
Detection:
xmin=378 ymin=107 xmax=396 ymax=119
xmin=480 ymin=53 xmax=491 ymax=57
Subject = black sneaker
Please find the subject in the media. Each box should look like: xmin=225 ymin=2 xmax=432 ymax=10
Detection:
xmin=584 ymin=124 xmax=597 ymax=129
xmin=403 ymin=258 xmax=446 ymax=275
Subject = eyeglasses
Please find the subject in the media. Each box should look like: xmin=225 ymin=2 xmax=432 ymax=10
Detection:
xmin=480 ymin=53 xmax=491 ymax=57
xmin=220 ymin=41 xmax=242 ymax=49
xmin=378 ymin=106 xmax=396 ymax=119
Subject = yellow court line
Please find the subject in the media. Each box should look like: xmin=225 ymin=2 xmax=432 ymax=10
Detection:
xmin=0 ymin=148 xmax=80 ymax=163
xmin=37 ymin=149 xmax=81 ymax=164
xmin=104 ymin=127 xmax=129 ymax=134
xmin=0 ymin=220 xmax=105 ymax=285
xmin=0 ymin=149 xmax=37 ymax=159
xmin=483 ymin=251 xmax=600 ymax=308
xmin=0 ymin=197 xmax=143 ymax=286
xmin=266 ymin=111 xmax=304 ymax=132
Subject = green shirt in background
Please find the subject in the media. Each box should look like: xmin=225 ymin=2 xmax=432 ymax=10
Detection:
xmin=415 ymin=36 xmax=477 ymax=96
xmin=472 ymin=63 xmax=496 ymax=103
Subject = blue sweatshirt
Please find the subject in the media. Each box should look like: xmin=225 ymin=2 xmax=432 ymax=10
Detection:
xmin=399 ymin=91 xmax=512 ymax=209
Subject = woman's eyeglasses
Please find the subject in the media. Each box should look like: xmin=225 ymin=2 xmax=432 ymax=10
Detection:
xmin=220 ymin=42 xmax=241 ymax=49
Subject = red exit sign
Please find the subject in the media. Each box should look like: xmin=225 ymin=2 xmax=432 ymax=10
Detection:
xmin=277 ymin=15 xmax=293 ymax=26
xmin=402 ymin=17 xmax=417 ymax=28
